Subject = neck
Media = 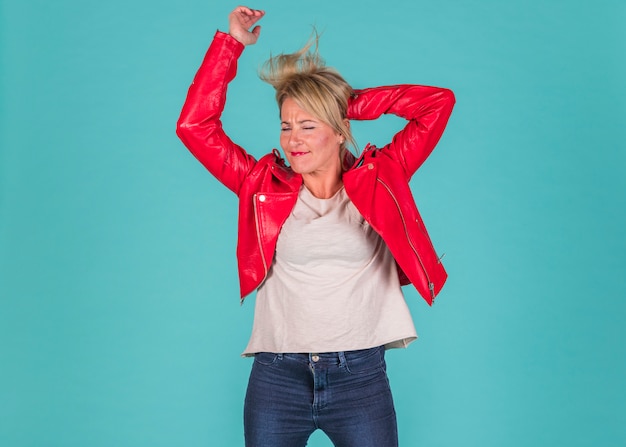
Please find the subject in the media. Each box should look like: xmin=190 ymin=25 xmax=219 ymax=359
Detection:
xmin=302 ymin=172 xmax=343 ymax=199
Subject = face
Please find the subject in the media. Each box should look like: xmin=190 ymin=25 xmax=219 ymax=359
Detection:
xmin=280 ymin=97 xmax=344 ymax=176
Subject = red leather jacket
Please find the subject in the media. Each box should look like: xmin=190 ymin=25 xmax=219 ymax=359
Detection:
xmin=177 ymin=31 xmax=455 ymax=305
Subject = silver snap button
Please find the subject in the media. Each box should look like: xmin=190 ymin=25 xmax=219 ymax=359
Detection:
xmin=311 ymin=354 xmax=319 ymax=362
xmin=258 ymin=194 xmax=266 ymax=202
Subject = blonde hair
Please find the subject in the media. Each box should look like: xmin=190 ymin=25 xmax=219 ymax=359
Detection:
xmin=259 ymin=32 xmax=357 ymax=162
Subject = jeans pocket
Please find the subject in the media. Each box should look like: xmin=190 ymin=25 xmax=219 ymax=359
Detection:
xmin=253 ymin=352 xmax=279 ymax=366
xmin=343 ymin=346 xmax=385 ymax=375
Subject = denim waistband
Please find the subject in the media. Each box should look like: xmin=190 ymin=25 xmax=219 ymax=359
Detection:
xmin=267 ymin=346 xmax=384 ymax=365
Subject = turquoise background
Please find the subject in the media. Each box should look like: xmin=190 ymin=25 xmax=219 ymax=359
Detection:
xmin=1 ymin=0 xmax=625 ymax=446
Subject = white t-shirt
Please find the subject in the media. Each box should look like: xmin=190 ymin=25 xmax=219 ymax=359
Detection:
xmin=242 ymin=185 xmax=417 ymax=356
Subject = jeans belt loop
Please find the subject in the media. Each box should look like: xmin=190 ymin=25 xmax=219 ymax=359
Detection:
xmin=338 ymin=351 xmax=347 ymax=367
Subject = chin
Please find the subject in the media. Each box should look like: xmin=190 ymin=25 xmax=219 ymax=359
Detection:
xmin=288 ymin=162 xmax=310 ymax=175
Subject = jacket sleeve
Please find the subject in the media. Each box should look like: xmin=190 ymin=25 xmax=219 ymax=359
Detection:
xmin=176 ymin=31 xmax=257 ymax=196
xmin=347 ymin=84 xmax=455 ymax=178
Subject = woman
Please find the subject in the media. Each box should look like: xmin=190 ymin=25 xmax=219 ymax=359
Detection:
xmin=177 ymin=6 xmax=455 ymax=447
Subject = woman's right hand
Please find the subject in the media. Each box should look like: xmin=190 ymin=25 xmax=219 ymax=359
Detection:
xmin=228 ymin=6 xmax=265 ymax=45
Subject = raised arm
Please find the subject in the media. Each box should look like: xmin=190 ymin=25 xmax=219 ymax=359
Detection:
xmin=347 ymin=84 xmax=455 ymax=178
xmin=175 ymin=7 xmax=265 ymax=195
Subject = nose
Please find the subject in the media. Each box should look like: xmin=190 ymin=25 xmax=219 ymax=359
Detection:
xmin=288 ymin=129 xmax=301 ymax=147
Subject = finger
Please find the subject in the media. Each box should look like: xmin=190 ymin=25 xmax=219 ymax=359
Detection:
xmin=234 ymin=6 xmax=264 ymax=17
xmin=241 ymin=10 xmax=265 ymax=28
xmin=234 ymin=5 xmax=253 ymax=15
xmin=243 ymin=9 xmax=264 ymax=20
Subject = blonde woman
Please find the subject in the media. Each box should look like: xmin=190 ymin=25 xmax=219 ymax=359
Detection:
xmin=177 ymin=6 xmax=455 ymax=447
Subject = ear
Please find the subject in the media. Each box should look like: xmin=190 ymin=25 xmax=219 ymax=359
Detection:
xmin=338 ymin=118 xmax=350 ymax=144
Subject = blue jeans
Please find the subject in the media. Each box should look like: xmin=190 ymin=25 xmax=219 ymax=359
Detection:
xmin=244 ymin=346 xmax=398 ymax=447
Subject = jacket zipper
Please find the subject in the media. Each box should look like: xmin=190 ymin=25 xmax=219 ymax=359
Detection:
xmin=245 ymin=193 xmax=269 ymax=305
xmin=376 ymin=178 xmax=436 ymax=303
